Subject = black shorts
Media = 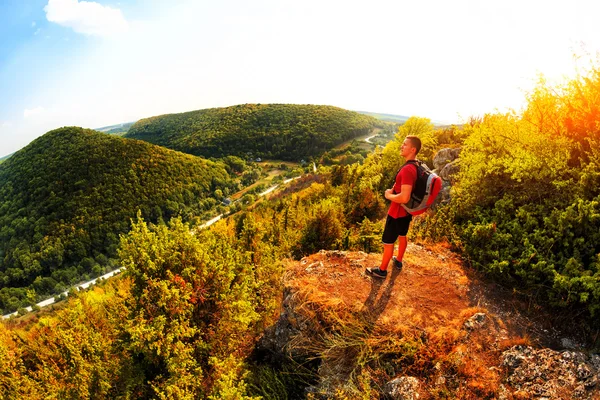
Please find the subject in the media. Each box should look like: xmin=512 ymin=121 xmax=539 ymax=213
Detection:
xmin=382 ymin=214 xmax=413 ymax=244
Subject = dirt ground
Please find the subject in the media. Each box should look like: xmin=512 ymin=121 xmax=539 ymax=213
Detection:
xmin=286 ymin=241 xmax=595 ymax=352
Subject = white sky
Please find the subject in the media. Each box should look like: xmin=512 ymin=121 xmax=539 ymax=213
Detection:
xmin=1 ymin=0 xmax=600 ymax=157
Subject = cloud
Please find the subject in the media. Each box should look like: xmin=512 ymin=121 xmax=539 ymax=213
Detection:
xmin=32 ymin=21 xmax=37 ymax=27
xmin=44 ymin=0 xmax=128 ymax=37
xmin=23 ymin=107 xmax=47 ymax=118
xmin=1 ymin=121 xmax=12 ymax=128
xmin=34 ymin=28 xmax=41 ymax=35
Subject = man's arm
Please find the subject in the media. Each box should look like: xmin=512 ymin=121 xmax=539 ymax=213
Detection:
xmin=385 ymin=184 xmax=413 ymax=204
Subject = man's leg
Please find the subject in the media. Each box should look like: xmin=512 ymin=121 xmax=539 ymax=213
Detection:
xmin=396 ymin=235 xmax=407 ymax=261
xmin=392 ymin=215 xmax=412 ymax=270
xmin=379 ymin=243 xmax=395 ymax=271
xmin=366 ymin=216 xmax=397 ymax=278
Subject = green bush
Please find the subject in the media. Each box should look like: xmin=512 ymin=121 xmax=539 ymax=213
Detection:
xmin=419 ymin=65 xmax=600 ymax=319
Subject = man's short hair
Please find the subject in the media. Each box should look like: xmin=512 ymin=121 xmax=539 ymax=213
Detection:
xmin=406 ymin=135 xmax=421 ymax=155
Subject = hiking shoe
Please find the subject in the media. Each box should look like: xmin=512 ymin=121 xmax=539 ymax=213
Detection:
xmin=393 ymin=256 xmax=403 ymax=271
xmin=366 ymin=267 xmax=387 ymax=279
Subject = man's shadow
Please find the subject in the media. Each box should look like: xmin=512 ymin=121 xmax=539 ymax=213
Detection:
xmin=324 ymin=266 xmax=403 ymax=384
xmin=361 ymin=265 xmax=402 ymax=327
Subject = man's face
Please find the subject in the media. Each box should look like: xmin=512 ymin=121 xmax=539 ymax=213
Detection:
xmin=401 ymin=138 xmax=414 ymax=158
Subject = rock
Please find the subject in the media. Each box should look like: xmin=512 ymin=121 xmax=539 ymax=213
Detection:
xmin=590 ymin=354 xmax=600 ymax=370
xmin=384 ymin=376 xmax=420 ymax=400
xmin=501 ymin=345 xmax=600 ymax=399
xmin=255 ymin=287 xmax=303 ymax=357
xmin=438 ymin=159 xmax=460 ymax=183
xmin=561 ymin=337 xmax=580 ymax=350
xmin=502 ymin=347 xmax=527 ymax=370
xmin=464 ymin=312 xmax=487 ymax=330
xmin=497 ymin=384 xmax=510 ymax=400
xmin=433 ymin=148 xmax=461 ymax=171
xmin=435 ymin=180 xmax=452 ymax=205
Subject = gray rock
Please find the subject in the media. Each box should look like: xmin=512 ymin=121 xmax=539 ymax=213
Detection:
xmin=433 ymin=148 xmax=461 ymax=170
xmin=436 ymin=180 xmax=452 ymax=205
xmin=590 ymin=354 xmax=600 ymax=370
xmin=561 ymin=337 xmax=581 ymax=350
xmin=502 ymin=345 xmax=600 ymax=399
xmin=464 ymin=312 xmax=487 ymax=330
xmin=438 ymin=159 xmax=461 ymax=183
xmin=384 ymin=376 xmax=420 ymax=400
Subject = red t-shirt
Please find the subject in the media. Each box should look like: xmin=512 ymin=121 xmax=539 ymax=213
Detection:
xmin=388 ymin=163 xmax=417 ymax=218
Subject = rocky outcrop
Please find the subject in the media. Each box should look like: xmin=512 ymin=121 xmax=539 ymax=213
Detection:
xmin=432 ymin=147 xmax=461 ymax=171
xmin=438 ymin=159 xmax=460 ymax=184
xmin=256 ymin=248 xmax=600 ymax=399
xmin=502 ymin=345 xmax=600 ymax=399
xmin=432 ymin=147 xmax=461 ymax=203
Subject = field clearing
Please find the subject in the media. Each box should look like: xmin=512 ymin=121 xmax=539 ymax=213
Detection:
xmin=332 ymin=128 xmax=382 ymax=150
xmin=230 ymin=161 xmax=300 ymax=200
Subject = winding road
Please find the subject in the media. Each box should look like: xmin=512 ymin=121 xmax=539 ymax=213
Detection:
xmin=2 ymin=175 xmax=303 ymax=320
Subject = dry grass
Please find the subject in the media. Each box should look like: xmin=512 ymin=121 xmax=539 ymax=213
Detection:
xmin=281 ymin=244 xmax=530 ymax=398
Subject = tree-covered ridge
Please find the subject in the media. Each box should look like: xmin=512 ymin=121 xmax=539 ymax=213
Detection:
xmin=0 ymin=127 xmax=236 ymax=313
xmin=126 ymin=103 xmax=380 ymax=161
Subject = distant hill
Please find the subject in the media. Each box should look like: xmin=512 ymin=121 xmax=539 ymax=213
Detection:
xmin=358 ymin=111 xmax=453 ymax=126
xmin=357 ymin=111 xmax=410 ymax=123
xmin=0 ymin=127 xmax=236 ymax=313
xmin=125 ymin=104 xmax=380 ymax=161
xmin=0 ymin=153 xmax=13 ymax=164
xmin=95 ymin=121 xmax=136 ymax=136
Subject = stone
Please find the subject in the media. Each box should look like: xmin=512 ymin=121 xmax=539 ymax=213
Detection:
xmin=561 ymin=337 xmax=579 ymax=350
xmin=438 ymin=159 xmax=461 ymax=183
xmin=433 ymin=148 xmax=462 ymax=171
xmin=501 ymin=345 xmax=600 ymax=398
xmin=384 ymin=376 xmax=420 ymax=400
xmin=464 ymin=312 xmax=487 ymax=330
xmin=435 ymin=180 xmax=452 ymax=205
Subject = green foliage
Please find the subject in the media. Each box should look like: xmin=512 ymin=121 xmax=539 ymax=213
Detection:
xmin=0 ymin=278 xmax=142 ymax=399
xmin=396 ymin=116 xmax=437 ymax=166
xmin=126 ymin=104 xmax=380 ymax=161
xmin=432 ymin=124 xmax=470 ymax=149
xmin=0 ymin=110 xmax=505 ymax=397
xmin=296 ymin=197 xmax=345 ymax=257
xmin=246 ymin=359 xmax=318 ymax=399
xmin=119 ymin=215 xmax=282 ymax=398
xmin=419 ymin=65 xmax=600 ymax=319
xmin=0 ymin=127 xmax=236 ymax=313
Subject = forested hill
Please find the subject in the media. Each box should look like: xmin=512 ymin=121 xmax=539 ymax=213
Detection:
xmin=125 ymin=104 xmax=380 ymax=160
xmin=0 ymin=127 xmax=235 ymax=313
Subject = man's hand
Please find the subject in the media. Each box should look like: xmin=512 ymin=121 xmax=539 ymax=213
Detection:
xmin=385 ymin=185 xmax=412 ymax=204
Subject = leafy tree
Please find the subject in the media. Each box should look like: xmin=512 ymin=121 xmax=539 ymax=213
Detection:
xmin=119 ymin=215 xmax=282 ymax=398
xmin=395 ymin=116 xmax=437 ymax=166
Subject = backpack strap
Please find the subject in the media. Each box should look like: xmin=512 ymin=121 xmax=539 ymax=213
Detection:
xmin=405 ymin=159 xmax=422 ymax=168
xmin=392 ymin=160 xmax=420 ymax=192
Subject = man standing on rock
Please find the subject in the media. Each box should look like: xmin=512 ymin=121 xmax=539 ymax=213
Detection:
xmin=366 ymin=135 xmax=420 ymax=279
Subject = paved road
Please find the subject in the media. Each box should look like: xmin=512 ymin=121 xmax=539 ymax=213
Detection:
xmin=364 ymin=134 xmax=377 ymax=143
xmin=2 ymin=268 xmax=125 ymax=319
